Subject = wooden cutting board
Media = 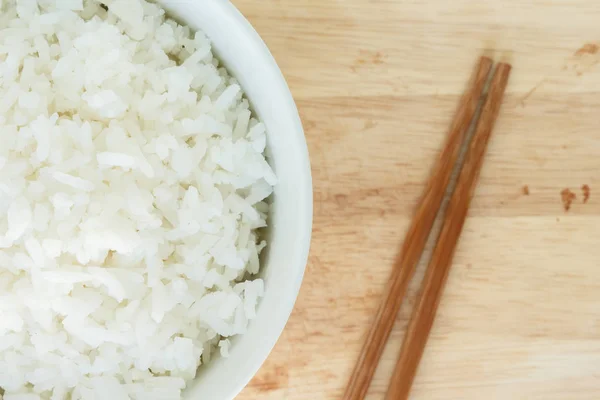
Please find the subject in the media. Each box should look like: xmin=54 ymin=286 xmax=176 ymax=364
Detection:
xmin=234 ymin=0 xmax=600 ymax=399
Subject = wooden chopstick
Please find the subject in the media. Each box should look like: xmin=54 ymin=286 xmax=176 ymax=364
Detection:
xmin=385 ymin=62 xmax=512 ymax=400
xmin=343 ymin=56 xmax=493 ymax=400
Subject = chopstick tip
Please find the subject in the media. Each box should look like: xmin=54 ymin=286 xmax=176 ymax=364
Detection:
xmin=479 ymin=55 xmax=494 ymax=67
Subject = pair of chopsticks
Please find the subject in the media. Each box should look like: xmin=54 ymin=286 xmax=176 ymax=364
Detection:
xmin=344 ymin=57 xmax=511 ymax=400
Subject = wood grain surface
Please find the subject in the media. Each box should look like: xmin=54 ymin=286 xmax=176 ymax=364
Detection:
xmin=232 ymin=1 xmax=600 ymax=399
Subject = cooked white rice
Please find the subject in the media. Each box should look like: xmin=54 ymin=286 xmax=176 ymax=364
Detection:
xmin=0 ymin=0 xmax=275 ymax=398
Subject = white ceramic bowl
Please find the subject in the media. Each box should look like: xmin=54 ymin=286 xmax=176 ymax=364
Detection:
xmin=160 ymin=1 xmax=312 ymax=399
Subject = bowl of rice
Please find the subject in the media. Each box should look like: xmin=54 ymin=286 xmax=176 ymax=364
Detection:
xmin=0 ymin=0 xmax=312 ymax=399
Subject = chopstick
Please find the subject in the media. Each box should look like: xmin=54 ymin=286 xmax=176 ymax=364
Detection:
xmin=343 ymin=56 xmax=493 ymax=400
xmin=385 ymin=62 xmax=512 ymax=400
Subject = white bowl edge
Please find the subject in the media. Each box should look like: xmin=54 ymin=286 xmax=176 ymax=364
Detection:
xmin=159 ymin=1 xmax=313 ymax=399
